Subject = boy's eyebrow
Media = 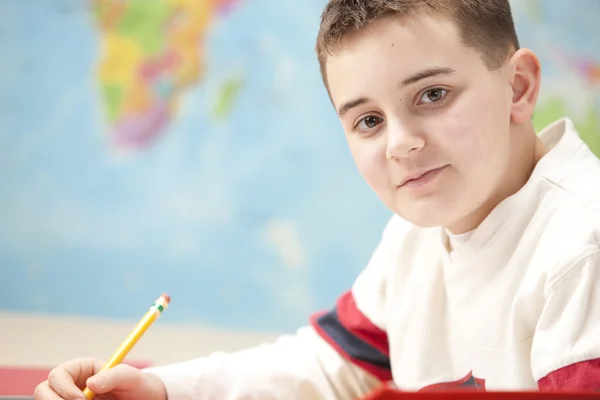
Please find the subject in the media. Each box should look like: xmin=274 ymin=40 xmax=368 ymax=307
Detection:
xmin=400 ymin=67 xmax=456 ymax=87
xmin=337 ymin=67 xmax=455 ymax=117
xmin=337 ymin=97 xmax=370 ymax=117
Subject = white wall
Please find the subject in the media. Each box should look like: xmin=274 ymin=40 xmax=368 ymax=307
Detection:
xmin=0 ymin=312 xmax=278 ymax=368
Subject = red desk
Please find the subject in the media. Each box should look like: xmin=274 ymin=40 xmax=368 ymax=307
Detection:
xmin=364 ymin=386 xmax=600 ymax=399
xmin=0 ymin=361 xmax=150 ymax=396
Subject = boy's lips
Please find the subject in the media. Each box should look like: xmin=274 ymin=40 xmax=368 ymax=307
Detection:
xmin=398 ymin=165 xmax=449 ymax=188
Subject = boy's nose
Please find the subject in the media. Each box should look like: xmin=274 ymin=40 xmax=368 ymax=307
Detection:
xmin=385 ymin=122 xmax=425 ymax=160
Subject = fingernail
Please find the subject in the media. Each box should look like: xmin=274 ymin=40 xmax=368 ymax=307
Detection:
xmin=91 ymin=376 xmax=104 ymax=388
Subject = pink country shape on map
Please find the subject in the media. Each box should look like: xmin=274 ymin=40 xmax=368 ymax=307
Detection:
xmin=575 ymin=61 xmax=600 ymax=85
xmin=553 ymin=48 xmax=600 ymax=85
xmin=113 ymin=101 xmax=170 ymax=149
xmin=217 ymin=0 xmax=238 ymax=14
xmin=139 ymin=50 xmax=181 ymax=83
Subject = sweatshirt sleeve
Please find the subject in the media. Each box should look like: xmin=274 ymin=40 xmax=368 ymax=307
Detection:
xmin=309 ymin=216 xmax=408 ymax=383
xmin=533 ymin=251 xmax=600 ymax=391
xmin=144 ymin=325 xmax=380 ymax=400
xmin=143 ymin=215 xmax=404 ymax=400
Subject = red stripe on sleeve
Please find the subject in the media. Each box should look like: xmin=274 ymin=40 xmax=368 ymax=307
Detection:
xmin=335 ymin=291 xmax=390 ymax=356
xmin=538 ymin=358 xmax=600 ymax=391
xmin=310 ymin=312 xmax=393 ymax=382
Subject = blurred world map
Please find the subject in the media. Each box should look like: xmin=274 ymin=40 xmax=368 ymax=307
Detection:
xmin=1 ymin=0 xmax=599 ymax=332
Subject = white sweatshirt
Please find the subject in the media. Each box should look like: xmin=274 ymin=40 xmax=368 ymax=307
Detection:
xmin=146 ymin=118 xmax=600 ymax=399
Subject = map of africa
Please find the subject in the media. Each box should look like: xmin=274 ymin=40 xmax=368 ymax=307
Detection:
xmin=1 ymin=0 xmax=599 ymax=332
xmin=95 ymin=0 xmax=239 ymax=149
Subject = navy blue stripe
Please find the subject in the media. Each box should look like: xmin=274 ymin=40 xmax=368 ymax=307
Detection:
xmin=461 ymin=375 xmax=483 ymax=389
xmin=316 ymin=308 xmax=391 ymax=369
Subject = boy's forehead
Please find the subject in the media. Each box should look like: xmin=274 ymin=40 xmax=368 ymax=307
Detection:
xmin=327 ymin=13 xmax=467 ymax=68
xmin=324 ymin=13 xmax=483 ymax=104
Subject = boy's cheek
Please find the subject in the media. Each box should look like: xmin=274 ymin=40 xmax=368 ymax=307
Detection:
xmin=357 ymin=160 xmax=389 ymax=190
xmin=433 ymin=121 xmax=493 ymax=167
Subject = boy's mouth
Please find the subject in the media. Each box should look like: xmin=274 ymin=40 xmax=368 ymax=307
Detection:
xmin=399 ymin=165 xmax=449 ymax=188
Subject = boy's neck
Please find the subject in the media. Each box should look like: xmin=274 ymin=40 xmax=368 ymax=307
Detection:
xmin=446 ymin=123 xmax=549 ymax=235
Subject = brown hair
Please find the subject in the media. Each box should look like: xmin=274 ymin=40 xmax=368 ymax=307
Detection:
xmin=316 ymin=0 xmax=520 ymax=87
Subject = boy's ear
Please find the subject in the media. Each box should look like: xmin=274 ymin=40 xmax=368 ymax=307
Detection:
xmin=508 ymin=48 xmax=542 ymax=124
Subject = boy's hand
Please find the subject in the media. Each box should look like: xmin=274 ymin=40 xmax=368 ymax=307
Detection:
xmin=33 ymin=357 xmax=167 ymax=400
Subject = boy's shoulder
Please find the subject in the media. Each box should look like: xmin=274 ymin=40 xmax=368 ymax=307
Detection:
xmin=517 ymin=117 xmax=600 ymax=274
xmin=535 ymin=117 xmax=600 ymax=230
xmin=525 ymin=176 xmax=600 ymax=281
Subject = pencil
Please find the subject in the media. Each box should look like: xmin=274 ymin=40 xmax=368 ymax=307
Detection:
xmin=82 ymin=293 xmax=171 ymax=400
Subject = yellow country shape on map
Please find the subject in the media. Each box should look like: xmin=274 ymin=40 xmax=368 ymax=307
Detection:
xmin=98 ymin=32 xmax=143 ymax=86
xmin=122 ymin=79 xmax=153 ymax=114
xmin=167 ymin=0 xmax=212 ymax=85
xmin=174 ymin=46 xmax=202 ymax=85
xmin=168 ymin=0 xmax=212 ymax=27
xmin=172 ymin=25 xmax=209 ymax=85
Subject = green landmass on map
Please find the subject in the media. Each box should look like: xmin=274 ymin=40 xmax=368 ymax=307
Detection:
xmin=213 ymin=72 xmax=245 ymax=120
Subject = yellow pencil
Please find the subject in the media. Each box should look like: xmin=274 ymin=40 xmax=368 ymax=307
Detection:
xmin=82 ymin=293 xmax=171 ymax=400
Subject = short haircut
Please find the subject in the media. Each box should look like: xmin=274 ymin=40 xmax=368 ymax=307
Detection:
xmin=316 ymin=0 xmax=520 ymax=86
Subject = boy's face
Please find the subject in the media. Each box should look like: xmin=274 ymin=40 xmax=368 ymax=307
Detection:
xmin=325 ymin=13 xmax=526 ymax=232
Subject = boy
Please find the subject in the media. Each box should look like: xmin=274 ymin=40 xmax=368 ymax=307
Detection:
xmin=35 ymin=0 xmax=600 ymax=399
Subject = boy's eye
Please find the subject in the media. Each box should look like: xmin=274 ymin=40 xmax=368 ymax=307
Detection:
xmin=420 ymin=88 xmax=447 ymax=104
xmin=356 ymin=115 xmax=384 ymax=131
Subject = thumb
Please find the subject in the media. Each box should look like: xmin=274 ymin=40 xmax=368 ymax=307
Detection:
xmin=86 ymin=364 xmax=143 ymax=394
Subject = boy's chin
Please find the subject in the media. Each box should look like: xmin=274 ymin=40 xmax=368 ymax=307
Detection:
xmin=393 ymin=207 xmax=449 ymax=229
xmin=391 ymin=198 xmax=457 ymax=228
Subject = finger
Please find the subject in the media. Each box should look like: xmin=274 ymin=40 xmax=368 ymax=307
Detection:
xmin=48 ymin=358 xmax=105 ymax=398
xmin=86 ymin=363 xmax=143 ymax=394
xmin=33 ymin=381 xmax=67 ymax=400
xmin=63 ymin=357 xmax=107 ymax=388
